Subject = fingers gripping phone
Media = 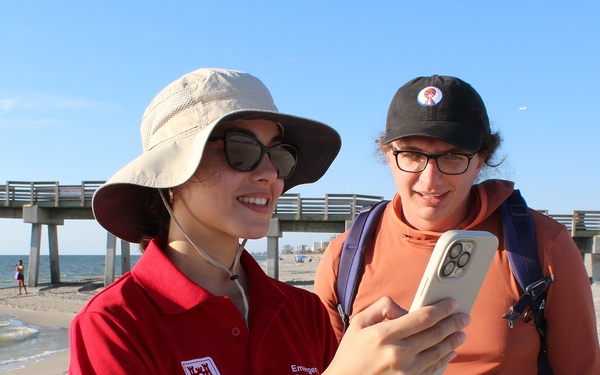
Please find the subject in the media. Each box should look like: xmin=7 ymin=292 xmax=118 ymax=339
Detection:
xmin=409 ymin=230 xmax=498 ymax=374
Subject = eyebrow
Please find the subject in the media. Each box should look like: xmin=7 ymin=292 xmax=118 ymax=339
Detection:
xmin=393 ymin=142 xmax=465 ymax=154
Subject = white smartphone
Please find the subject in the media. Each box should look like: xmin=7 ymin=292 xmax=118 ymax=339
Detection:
xmin=410 ymin=230 xmax=498 ymax=313
xmin=409 ymin=230 xmax=498 ymax=374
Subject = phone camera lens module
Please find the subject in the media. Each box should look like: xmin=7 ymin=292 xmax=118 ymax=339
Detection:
xmin=442 ymin=261 xmax=456 ymax=277
xmin=449 ymin=243 xmax=463 ymax=259
xmin=457 ymin=252 xmax=471 ymax=268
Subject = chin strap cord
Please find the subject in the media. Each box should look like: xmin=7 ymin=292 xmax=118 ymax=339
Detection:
xmin=159 ymin=190 xmax=249 ymax=326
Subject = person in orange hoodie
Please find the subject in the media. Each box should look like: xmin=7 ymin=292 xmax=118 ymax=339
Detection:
xmin=315 ymin=75 xmax=600 ymax=374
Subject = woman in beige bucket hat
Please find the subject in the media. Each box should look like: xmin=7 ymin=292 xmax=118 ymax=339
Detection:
xmin=69 ymin=68 xmax=468 ymax=374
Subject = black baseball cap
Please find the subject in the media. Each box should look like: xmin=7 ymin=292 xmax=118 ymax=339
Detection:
xmin=382 ymin=75 xmax=490 ymax=152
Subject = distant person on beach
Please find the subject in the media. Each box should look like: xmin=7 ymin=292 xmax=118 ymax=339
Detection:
xmin=315 ymin=75 xmax=600 ymax=374
xmin=15 ymin=260 xmax=28 ymax=295
xmin=69 ymin=68 xmax=469 ymax=374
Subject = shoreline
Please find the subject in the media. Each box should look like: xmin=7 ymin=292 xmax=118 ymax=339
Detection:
xmin=0 ymin=279 xmax=103 ymax=375
xmin=1 ymin=255 xmax=598 ymax=374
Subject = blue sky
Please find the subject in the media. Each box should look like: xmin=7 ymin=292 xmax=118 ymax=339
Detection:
xmin=1 ymin=1 xmax=598 ymax=255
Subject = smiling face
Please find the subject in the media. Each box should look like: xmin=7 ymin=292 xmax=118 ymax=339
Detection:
xmin=170 ymin=119 xmax=285 ymax=246
xmin=385 ymin=136 xmax=484 ymax=232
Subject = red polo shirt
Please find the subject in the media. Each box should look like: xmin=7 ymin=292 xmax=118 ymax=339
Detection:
xmin=70 ymin=239 xmax=337 ymax=374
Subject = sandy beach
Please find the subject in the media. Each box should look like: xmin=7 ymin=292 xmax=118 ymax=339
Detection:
xmin=0 ymin=254 xmax=598 ymax=374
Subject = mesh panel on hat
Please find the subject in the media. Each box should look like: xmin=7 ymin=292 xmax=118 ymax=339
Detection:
xmin=140 ymin=89 xmax=196 ymax=151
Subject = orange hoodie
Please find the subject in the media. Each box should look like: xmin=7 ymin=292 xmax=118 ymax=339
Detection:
xmin=315 ymin=179 xmax=600 ymax=374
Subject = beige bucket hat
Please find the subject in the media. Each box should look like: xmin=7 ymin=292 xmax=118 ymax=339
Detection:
xmin=93 ymin=68 xmax=341 ymax=243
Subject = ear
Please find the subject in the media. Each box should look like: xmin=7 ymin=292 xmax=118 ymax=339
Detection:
xmin=473 ymin=154 xmax=486 ymax=173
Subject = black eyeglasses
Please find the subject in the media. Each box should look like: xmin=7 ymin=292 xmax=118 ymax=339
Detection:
xmin=208 ymin=131 xmax=298 ymax=179
xmin=392 ymin=150 xmax=474 ymax=175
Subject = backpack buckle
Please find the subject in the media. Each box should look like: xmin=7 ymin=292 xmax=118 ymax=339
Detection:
xmin=508 ymin=203 xmax=529 ymax=217
xmin=525 ymin=274 xmax=554 ymax=302
xmin=337 ymin=303 xmax=350 ymax=333
xmin=502 ymin=306 xmax=521 ymax=328
xmin=502 ymin=274 xmax=553 ymax=328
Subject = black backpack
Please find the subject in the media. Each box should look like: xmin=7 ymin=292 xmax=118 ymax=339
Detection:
xmin=335 ymin=190 xmax=554 ymax=374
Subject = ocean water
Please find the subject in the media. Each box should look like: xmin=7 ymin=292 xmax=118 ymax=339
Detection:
xmin=0 ymin=314 xmax=69 ymax=373
xmin=0 ymin=255 xmax=141 ymax=373
xmin=0 ymin=255 xmax=141 ymax=290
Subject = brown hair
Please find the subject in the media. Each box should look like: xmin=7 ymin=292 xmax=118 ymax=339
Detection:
xmin=138 ymin=189 xmax=170 ymax=252
xmin=477 ymin=126 xmax=503 ymax=167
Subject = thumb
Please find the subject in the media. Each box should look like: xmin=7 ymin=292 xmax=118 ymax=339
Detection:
xmin=349 ymin=296 xmax=408 ymax=330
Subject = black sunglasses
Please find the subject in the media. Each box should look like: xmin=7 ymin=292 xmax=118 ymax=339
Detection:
xmin=208 ymin=131 xmax=298 ymax=179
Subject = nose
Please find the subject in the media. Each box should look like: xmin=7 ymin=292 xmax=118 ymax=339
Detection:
xmin=253 ymin=153 xmax=279 ymax=183
xmin=419 ymin=157 xmax=444 ymax=184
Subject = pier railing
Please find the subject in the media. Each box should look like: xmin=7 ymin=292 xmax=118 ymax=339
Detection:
xmin=1 ymin=181 xmax=104 ymax=208
xmin=548 ymin=212 xmax=600 ymax=237
xmin=274 ymin=193 xmax=385 ymax=220
xmin=0 ymin=181 xmax=598 ymax=237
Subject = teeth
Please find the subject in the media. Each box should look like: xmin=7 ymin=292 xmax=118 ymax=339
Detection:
xmin=238 ymin=197 xmax=268 ymax=206
xmin=420 ymin=193 xmax=444 ymax=198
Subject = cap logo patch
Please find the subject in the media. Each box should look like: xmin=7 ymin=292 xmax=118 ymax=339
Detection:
xmin=417 ymin=86 xmax=443 ymax=106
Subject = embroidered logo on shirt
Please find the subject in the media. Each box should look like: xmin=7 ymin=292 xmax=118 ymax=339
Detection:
xmin=291 ymin=364 xmax=320 ymax=374
xmin=417 ymin=86 xmax=443 ymax=106
xmin=181 ymin=357 xmax=221 ymax=375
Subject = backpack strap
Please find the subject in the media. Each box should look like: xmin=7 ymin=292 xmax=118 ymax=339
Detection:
xmin=500 ymin=189 xmax=554 ymax=375
xmin=336 ymin=200 xmax=389 ymax=332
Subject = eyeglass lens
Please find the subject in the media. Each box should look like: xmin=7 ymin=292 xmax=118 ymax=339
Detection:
xmin=224 ymin=132 xmax=298 ymax=179
xmin=395 ymin=151 xmax=471 ymax=175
